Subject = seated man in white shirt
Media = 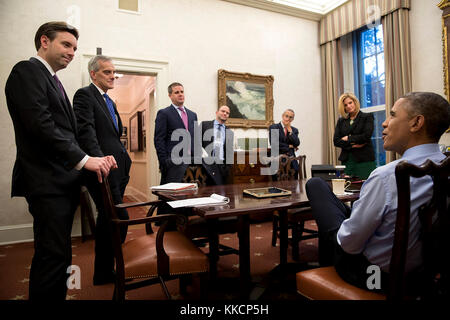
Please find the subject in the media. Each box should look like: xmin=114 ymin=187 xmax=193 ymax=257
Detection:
xmin=305 ymin=92 xmax=450 ymax=292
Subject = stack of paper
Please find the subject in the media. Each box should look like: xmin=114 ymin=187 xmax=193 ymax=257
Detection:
xmin=151 ymin=183 xmax=198 ymax=191
xmin=167 ymin=194 xmax=229 ymax=208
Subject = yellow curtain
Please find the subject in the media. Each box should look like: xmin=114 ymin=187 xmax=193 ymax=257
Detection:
xmin=383 ymin=9 xmax=412 ymax=162
xmin=319 ymin=0 xmax=412 ymax=164
xmin=321 ymin=39 xmax=343 ymax=165
xmin=319 ymin=0 xmax=411 ymax=45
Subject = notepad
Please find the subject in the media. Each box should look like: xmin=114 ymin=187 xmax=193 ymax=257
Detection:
xmin=151 ymin=183 xmax=198 ymax=191
xmin=167 ymin=194 xmax=229 ymax=208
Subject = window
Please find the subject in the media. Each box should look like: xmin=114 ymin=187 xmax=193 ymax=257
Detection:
xmin=118 ymin=0 xmax=141 ymax=14
xmin=353 ymin=24 xmax=386 ymax=166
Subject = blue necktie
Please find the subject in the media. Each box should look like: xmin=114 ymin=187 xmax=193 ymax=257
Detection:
xmin=103 ymin=93 xmax=118 ymax=131
xmin=214 ymin=124 xmax=224 ymax=159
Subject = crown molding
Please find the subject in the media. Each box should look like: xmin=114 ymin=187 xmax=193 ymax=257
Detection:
xmin=220 ymin=0 xmax=323 ymax=21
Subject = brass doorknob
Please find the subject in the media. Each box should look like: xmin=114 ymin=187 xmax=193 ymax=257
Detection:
xmin=249 ymin=178 xmax=255 ymax=183
xmin=250 ymin=163 xmax=255 ymax=168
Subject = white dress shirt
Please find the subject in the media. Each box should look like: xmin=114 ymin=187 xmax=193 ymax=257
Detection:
xmin=337 ymin=143 xmax=446 ymax=272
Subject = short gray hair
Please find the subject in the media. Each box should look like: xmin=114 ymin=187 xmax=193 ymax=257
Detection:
xmin=88 ymin=55 xmax=112 ymax=73
xmin=283 ymin=108 xmax=295 ymax=116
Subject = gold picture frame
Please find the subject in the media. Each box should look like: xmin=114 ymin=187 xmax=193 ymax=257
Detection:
xmin=218 ymin=69 xmax=274 ymax=128
xmin=439 ymin=0 xmax=450 ymax=101
xmin=439 ymin=1 xmax=450 ymax=132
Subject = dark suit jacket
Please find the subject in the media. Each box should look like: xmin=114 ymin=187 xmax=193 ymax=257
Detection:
xmin=200 ymin=120 xmax=234 ymax=184
xmin=5 ymin=58 xmax=86 ymax=197
xmin=154 ymin=105 xmax=198 ymax=183
xmin=269 ymin=122 xmax=300 ymax=170
xmin=333 ymin=111 xmax=375 ymax=163
xmin=73 ymin=83 xmax=131 ymax=165
xmin=73 ymin=83 xmax=132 ymax=191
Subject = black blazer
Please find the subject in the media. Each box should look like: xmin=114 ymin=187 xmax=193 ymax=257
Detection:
xmin=200 ymin=120 xmax=234 ymax=185
xmin=333 ymin=111 xmax=375 ymax=163
xmin=73 ymin=84 xmax=130 ymax=161
xmin=269 ymin=122 xmax=300 ymax=170
xmin=154 ymin=105 xmax=198 ymax=183
xmin=73 ymin=83 xmax=131 ymax=183
xmin=5 ymin=58 xmax=86 ymax=197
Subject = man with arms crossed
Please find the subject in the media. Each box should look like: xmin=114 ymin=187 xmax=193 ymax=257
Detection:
xmin=5 ymin=22 xmax=116 ymax=300
xmin=73 ymin=55 xmax=132 ymax=285
xmin=269 ymin=109 xmax=300 ymax=178
xmin=306 ymin=92 xmax=450 ymax=291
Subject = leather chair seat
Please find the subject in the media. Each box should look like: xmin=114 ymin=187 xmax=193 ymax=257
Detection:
xmin=296 ymin=266 xmax=385 ymax=300
xmin=123 ymin=231 xmax=209 ymax=279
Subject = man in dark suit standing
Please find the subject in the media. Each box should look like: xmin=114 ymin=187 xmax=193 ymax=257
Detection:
xmin=154 ymin=82 xmax=198 ymax=184
xmin=201 ymin=105 xmax=234 ymax=185
xmin=73 ymin=55 xmax=132 ymax=285
xmin=5 ymin=22 xmax=117 ymax=300
xmin=269 ymin=108 xmax=300 ymax=178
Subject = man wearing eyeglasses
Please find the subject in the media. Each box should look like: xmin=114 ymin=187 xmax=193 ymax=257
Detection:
xmin=269 ymin=109 xmax=301 ymax=178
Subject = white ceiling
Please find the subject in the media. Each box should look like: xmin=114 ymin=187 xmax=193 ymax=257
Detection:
xmin=221 ymin=0 xmax=349 ymax=20
xmin=269 ymin=0 xmax=349 ymax=14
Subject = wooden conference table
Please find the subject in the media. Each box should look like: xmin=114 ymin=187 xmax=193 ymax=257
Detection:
xmin=152 ymin=179 xmax=359 ymax=293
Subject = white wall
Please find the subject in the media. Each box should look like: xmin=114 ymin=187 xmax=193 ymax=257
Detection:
xmin=0 ymin=0 xmax=322 ymax=243
xmin=410 ymin=0 xmax=449 ymax=148
xmin=410 ymin=0 xmax=444 ymax=97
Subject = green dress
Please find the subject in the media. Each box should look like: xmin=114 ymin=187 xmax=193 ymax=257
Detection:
xmin=342 ymin=119 xmax=376 ymax=180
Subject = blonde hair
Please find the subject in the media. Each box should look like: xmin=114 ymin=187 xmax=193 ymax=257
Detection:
xmin=338 ymin=93 xmax=361 ymax=118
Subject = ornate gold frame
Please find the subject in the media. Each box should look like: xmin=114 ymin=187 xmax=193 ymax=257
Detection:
xmin=439 ymin=0 xmax=450 ymax=102
xmin=218 ymin=69 xmax=274 ymax=128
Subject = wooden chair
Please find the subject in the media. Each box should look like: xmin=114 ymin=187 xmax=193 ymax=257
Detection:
xmin=182 ymin=164 xmax=208 ymax=186
xmin=181 ymin=164 xmax=239 ymax=258
xmin=271 ymin=155 xmax=318 ymax=261
xmin=100 ymin=176 xmax=209 ymax=301
xmin=79 ymin=186 xmax=96 ymax=242
xmin=296 ymin=156 xmax=450 ymax=300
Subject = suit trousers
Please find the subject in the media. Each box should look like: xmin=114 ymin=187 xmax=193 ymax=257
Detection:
xmin=26 ymin=189 xmax=80 ymax=300
xmin=85 ymin=154 xmax=130 ymax=280
xmin=305 ymin=177 xmax=387 ymax=292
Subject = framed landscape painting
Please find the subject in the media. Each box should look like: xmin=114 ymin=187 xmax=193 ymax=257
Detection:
xmin=218 ymin=69 xmax=274 ymax=128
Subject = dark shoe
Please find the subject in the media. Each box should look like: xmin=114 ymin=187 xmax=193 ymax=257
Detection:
xmin=93 ymin=271 xmax=116 ymax=285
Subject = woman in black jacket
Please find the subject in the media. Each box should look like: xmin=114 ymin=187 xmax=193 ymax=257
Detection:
xmin=333 ymin=93 xmax=376 ymax=179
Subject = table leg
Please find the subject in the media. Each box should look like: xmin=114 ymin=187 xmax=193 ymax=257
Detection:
xmin=238 ymin=214 xmax=251 ymax=291
xmin=207 ymin=219 xmax=219 ymax=281
xmin=278 ymin=209 xmax=288 ymax=266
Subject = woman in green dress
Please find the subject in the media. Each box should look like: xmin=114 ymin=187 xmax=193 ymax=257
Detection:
xmin=333 ymin=93 xmax=376 ymax=180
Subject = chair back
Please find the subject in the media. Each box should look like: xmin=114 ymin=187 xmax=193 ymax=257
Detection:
xmin=390 ymin=156 xmax=450 ymax=300
xmin=183 ymin=164 xmax=208 ymax=186
xmin=99 ymin=176 xmax=127 ymax=278
xmin=273 ymin=154 xmax=307 ymax=181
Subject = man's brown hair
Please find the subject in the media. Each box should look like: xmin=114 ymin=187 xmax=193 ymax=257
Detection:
xmin=168 ymin=82 xmax=183 ymax=94
xmin=34 ymin=21 xmax=79 ymax=51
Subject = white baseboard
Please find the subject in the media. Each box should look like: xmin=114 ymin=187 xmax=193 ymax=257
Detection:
xmin=0 ymin=210 xmax=84 ymax=246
